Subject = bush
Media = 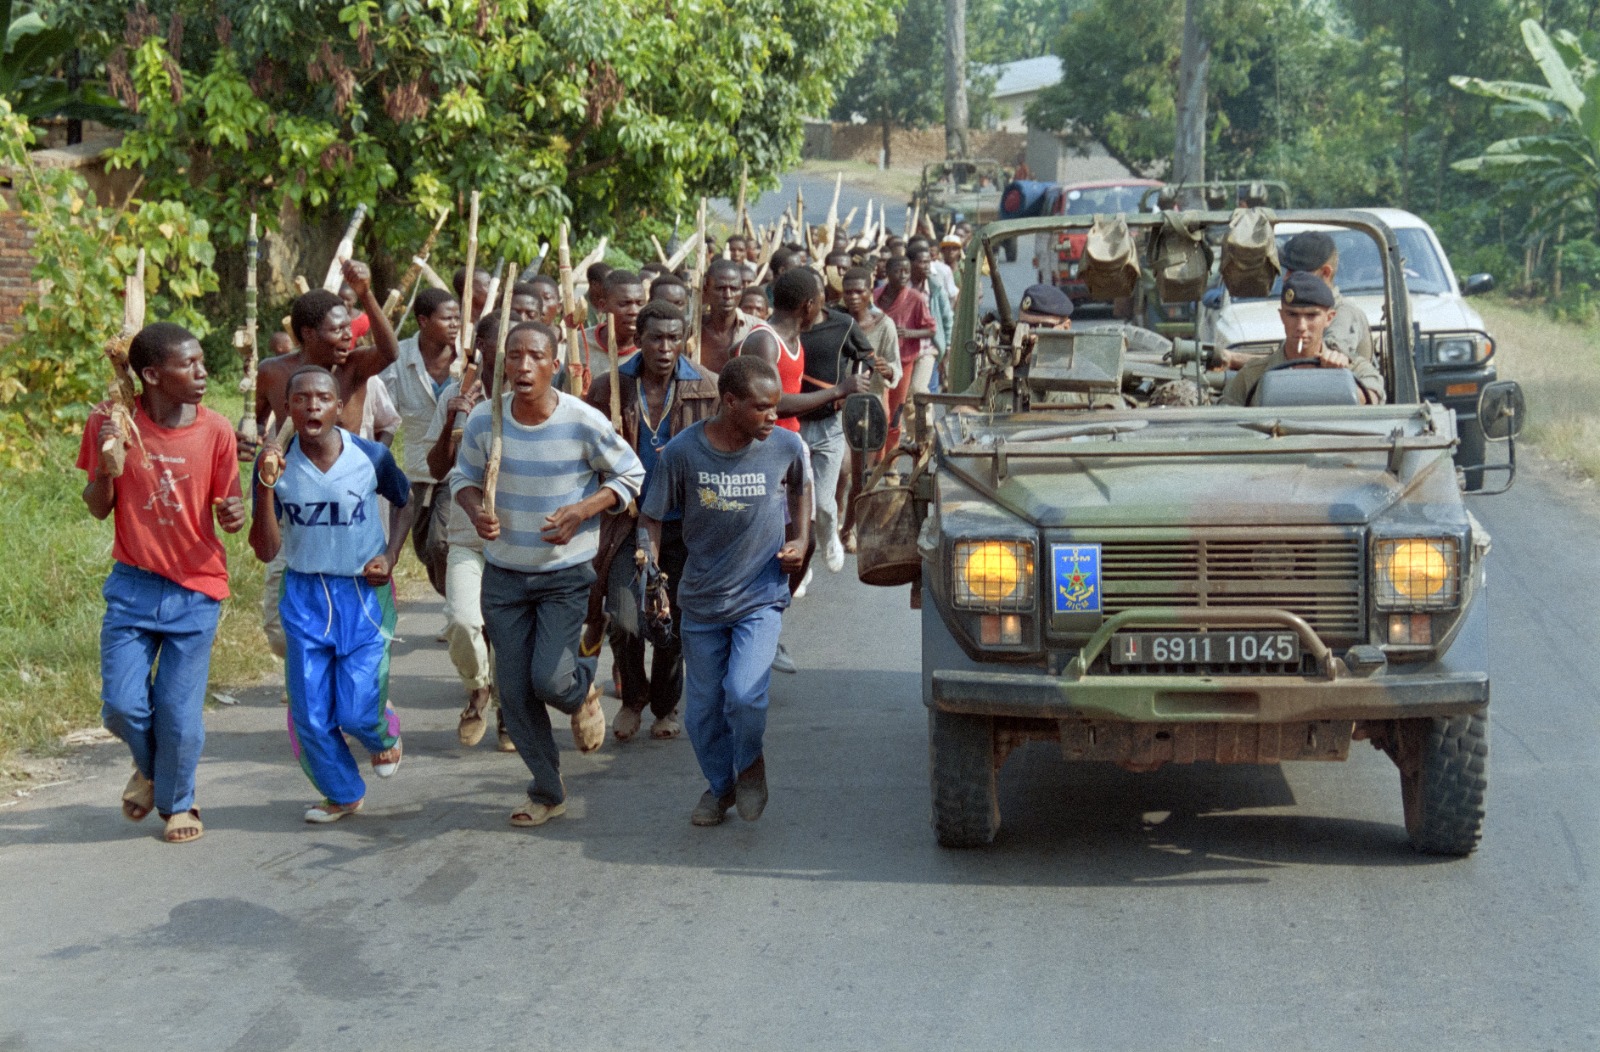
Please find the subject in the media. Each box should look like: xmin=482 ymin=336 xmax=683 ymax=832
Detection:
xmin=0 ymin=101 xmax=218 ymax=469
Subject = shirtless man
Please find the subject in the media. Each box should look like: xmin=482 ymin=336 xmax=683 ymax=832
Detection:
xmin=699 ymin=259 xmax=758 ymax=374
xmin=244 ymin=260 xmax=399 ymax=454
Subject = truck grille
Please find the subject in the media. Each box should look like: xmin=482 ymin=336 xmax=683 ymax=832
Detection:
xmin=1097 ymin=535 xmax=1364 ymax=645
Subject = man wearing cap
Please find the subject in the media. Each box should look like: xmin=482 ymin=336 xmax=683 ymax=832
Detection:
xmin=1018 ymin=283 xmax=1074 ymax=329
xmin=1220 ymin=273 xmax=1385 ymax=407
xmin=1280 ymin=231 xmax=1374 ymax=363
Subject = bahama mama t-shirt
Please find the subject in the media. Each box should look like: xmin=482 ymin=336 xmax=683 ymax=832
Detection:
xmin=641 ymin=420 xmax=810 ymax=625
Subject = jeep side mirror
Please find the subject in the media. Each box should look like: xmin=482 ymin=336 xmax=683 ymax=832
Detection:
xmin=1461 ymin=380 xmax=1524 ymax=495
xmin=843 ymin=392 xmax=887 ymax=453
xmin=1461 ymin=273 xmax=1496 ymax=297
xmin=1479 ymin=380 xmax=1524 ymax=441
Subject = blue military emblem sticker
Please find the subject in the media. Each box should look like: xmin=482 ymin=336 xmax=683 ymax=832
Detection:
xmin=1052 ymin=544 xmax=1101 ymax=613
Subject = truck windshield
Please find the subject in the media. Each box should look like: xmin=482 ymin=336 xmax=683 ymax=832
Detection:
xmin=1232 ymin=227 xmax=1450 ymax=299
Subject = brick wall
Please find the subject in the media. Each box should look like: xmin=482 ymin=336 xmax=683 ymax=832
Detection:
xmin=0 ymin=139 xmax=138 ymax=343
xmin=0 ymin=188 xmax=36 ymax=340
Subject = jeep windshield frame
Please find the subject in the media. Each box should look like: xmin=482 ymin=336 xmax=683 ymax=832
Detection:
xmin=952 ymin=209 xmax=1419 ymax=405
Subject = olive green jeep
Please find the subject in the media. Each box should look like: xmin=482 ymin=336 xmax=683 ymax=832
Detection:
xmin=855 ymin=209 xmax=1523 ymax=855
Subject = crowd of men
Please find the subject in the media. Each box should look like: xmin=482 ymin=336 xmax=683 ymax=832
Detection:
xmin=80 ymin=218 xmax=981 ymax=842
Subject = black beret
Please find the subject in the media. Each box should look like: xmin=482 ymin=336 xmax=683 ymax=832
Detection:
xmin=1281 ymin=271 xmax=1336 ymax=309
xmin=1019 ymin=283 xmax=1073 ymax=319
xmin=1281 ymin=231 xmax=1337 ymax=272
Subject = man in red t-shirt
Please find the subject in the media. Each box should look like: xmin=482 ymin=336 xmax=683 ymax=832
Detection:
xmin=874 ymin=255 xmax=936 ymax=450
xmin=78 ymin=322 xmax=246 ymax=844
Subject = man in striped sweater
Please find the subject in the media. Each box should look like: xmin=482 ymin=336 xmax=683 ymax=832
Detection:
xmin=452 ymin=321 xmax=645 ymax=828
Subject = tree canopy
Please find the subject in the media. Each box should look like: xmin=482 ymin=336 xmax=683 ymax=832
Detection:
xmin=44 ymin=0 xmax=895 ymax=266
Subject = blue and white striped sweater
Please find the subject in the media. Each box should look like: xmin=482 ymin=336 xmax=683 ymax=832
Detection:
xmin=449 ymin=392 xmax=643 ymax=574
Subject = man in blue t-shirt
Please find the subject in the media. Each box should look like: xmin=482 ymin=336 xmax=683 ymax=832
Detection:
xmin=640 ymin=356 xmax=812 ymax=826
xmin=250 ymin=366 xmax=413 ymax=824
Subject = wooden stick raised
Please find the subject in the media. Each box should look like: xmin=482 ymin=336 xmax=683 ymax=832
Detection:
xmin=321 ymin=204 xmax=368 ymax=293
xmin=483 ymin=260 xmax=515 ymax=518
xmin=558 ymin=222 xmax=586 ymax=396
xmin=387 ymin=208 xmax=451 ymax=324
xmin=454 ymin=191 xmax=481 ymax=382
xmin=236 ymin=214 xmax=260 ymax=447
xmin=688 ymin=197 xmax=708 ymax=362
xmin=100 ymin=249 xmax=148 ymax=475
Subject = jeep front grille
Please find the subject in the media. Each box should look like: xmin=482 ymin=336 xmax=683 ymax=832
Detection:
xmin=1096 ymin=535 xmax=1364 ymax=645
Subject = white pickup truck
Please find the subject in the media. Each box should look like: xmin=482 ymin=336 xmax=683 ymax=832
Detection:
xmin=1199 ymin=207 xmax=1498 ymax=487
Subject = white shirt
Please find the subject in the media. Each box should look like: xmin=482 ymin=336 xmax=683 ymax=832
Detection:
xmin=379 ymin=336 xmax=452 ymax=483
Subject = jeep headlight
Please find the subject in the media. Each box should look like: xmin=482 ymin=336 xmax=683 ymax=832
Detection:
xmin=1374 ymin=538 xmax=1459 ymax=610
xmin=953 ymin=540 xmax=1035 ymax=610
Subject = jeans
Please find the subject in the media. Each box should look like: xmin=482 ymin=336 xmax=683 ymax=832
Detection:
xmin=799 ymin=416 xmax=844 ymax=551
xmin=444 ymin=544 xmax=492 ymax=692
xmin=481 ymin=561 xmax=597 ymax=806
xmin=99 ymin=563 xmax=221 ymax=816
xmin=680 ymin=605 xmax=785 ymax=797
xmin=606 ymin=520 xmax=687 ymax=718
xmin=281 ymin=572 xmax=400 ymax=806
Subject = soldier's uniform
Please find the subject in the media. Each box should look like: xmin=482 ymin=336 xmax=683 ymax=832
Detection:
xmin=1282 ymin=231 xmax=1373 ymax=363
xmin=1220 ymin=272 xmax=1385 ymax=407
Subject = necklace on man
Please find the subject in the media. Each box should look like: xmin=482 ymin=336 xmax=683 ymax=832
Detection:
xmin=638 ymin=377 xmax=674 ymax=448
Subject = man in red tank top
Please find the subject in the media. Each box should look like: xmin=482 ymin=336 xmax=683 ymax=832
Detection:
xmin=732 ymin=269 xmax=869 ymax=431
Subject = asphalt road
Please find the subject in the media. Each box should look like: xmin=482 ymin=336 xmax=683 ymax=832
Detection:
xmin=3 ymin=178 xmax=1597 ymax=1048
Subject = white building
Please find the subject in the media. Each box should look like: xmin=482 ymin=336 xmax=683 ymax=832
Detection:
xmin=982 ymin=56 xmax=1063 ymax=133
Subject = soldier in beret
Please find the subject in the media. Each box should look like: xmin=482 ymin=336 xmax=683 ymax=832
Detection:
xmin=1220 ymin=272 xmax=1385 ymax=406
xmin=1018 ymin=284 xmax=1074 ymax=329
xmin=1280 ymin=231 xmax=1374 ymax=363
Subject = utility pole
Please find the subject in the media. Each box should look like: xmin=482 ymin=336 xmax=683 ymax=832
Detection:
xmin=1174 ymin=0 xmax=1209 ymax=204
xmin=944 ymin=0 xmax=970 ymax=159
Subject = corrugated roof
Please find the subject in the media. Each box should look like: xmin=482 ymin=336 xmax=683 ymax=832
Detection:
xmin=987 ymin=56 xmax=1063 ymax=99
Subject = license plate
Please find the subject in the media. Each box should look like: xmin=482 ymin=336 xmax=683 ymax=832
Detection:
xmin=1109 ymin=631 xmax=1300 ymax=666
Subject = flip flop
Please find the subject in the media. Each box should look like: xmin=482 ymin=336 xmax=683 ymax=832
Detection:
xmin=162 ymin=808 xmax=203 ymax=844
xmin=121 ymin=767 xmax=154 ymax=823
xmin=458 ymin=689 xmax=491 ymax=747
xmin=650 ymin=711 xmax=683 ymax=740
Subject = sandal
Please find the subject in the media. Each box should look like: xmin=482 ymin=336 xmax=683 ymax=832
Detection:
xmin=570 ymin=683 xmax=605 ymax=754
xmin=458 ymin=687 xmax=492 ymax=747
xmin=121 ymin=767 xmax=154 ymax=823
xmin=613 ymin=706 xmax=643 ymax=742
xmin=650 ymin=710 xmax=683 ymax=740
xmin=509 ymin=796 xmax=567 ymax=827
xmin=162 ymin=808 xmax=204 ymax=844
xmin=304 ymin=798 xmax=364 ymax=824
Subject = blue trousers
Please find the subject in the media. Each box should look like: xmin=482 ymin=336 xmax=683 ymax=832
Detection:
xmin=281 ymin=571 xmax=399 ymax=806
xmin=99 ymin=563 xmax=220 ymax=816
xmin=680 ymin=605 xmax=784 ymax=797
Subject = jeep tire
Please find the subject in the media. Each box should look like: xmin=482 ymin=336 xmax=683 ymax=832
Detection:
xmin=1397 ymin=713 xmax=1488 ymax=856
xmin=930 ymin=708 xmax=1000 ymax=847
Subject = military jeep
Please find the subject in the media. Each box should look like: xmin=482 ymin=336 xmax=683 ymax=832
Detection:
xmin=858 ymin=209 xmax=1522 ymax=856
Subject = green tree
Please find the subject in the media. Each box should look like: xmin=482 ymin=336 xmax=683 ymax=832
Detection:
xmin=45 ymin=0 xmax=894 ymax=268
xmin=1452 ymin=18 xmax=1600 ymax=241
xmin=831 ymin=0 xmax=943 ymax=166
xmin=1 ymin=0 xmax=127 ymax=126
xmin=0 ymin=99 xmax=217 ymax=463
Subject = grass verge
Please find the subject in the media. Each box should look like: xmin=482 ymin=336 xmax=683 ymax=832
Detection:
xmin=0 ymin=388 xmax=428 ymax=777
xmin=1476 ymin=299 xmax=1600 ymax=479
